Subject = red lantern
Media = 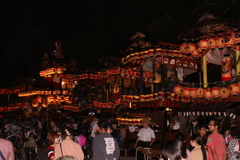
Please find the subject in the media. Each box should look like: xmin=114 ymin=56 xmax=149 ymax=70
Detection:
xmin=196 ymin=88 xmax=204 ymax=98
xmin=180 ymin=43 xmax=187 ymax=55
xmin=183 ymin=87 xmax=190 ymax=97
xmin=199 ymin=39 xmax=209 ymax=51
xmin=189 ymin=88 xmax=197 ymax=99
xmin=208 ymin=38 xmax=216 ymax=54
xmin=219 ymin=87 xmax=230 ymax=99
xmin=229 ymin=83 xmax=240 ymax=96
xmin=233 ymin=32 xmax=240 ymax=45
xmin=186 ymin=43 xmax=196 ymax=56
xmin=32 ymin=99 xmax=39 ymax=108
xmin=174 ymin=85 xmax=183 ymax=95
xmin=204 ymin=88 xmax=212 ymax=100
xmin=216 ymin=37 xmax=225 ymax=55
xmin=225 ymin=35 xmax=235 ymax=49
xmin=148 ymin=49 xmax=154 ymax=57
xmin=212 ymin=87 xmax=220 ymax=98
xmin=156 ymin=48 xmax=162 ymax=56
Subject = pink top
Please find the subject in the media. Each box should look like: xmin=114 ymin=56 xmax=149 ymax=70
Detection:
xmin=0 ymin=138 xmax=14 ymax=160
xmin=207 ymin=133 xmax=225 ymax=160
xmin=54 ymin=139 xmax=84 ymax=160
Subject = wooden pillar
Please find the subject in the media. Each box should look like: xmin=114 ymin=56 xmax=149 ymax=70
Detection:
xmin=203 ymin=55 xmax=208 ymax=88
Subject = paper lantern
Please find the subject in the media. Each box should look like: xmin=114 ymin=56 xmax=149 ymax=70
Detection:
xmin=216 ymin=37 xmax=225 ymax=55
xmin=196 ymin=88 xmax=204 ymax=98
xmin=189 ymin=88 xmax=197 ymax=98
xmin=157 ymin=91 xmax=165 ymax=99
xmin=233 ymin=32 xmax=240 ymax=45
xmin=156 ymin=48 xmax=162 ymax=56
xmin=199 ymin=39 xmax=209 ymax=51
xmin=204 ymin=88 xmax=212 ymax=100
xmin=48 ymin=95 xmax=55 ymax=102
xmin=212 ymin=87 xmax=220 ymax=98
xmin=183 ymin=87 xmax=190 ymax=97
xmin=185 ymin=43 xmax=196 ymax=56
xmin=174 ymin=85 xmax=183 ymax=94
xmin=221 ymin=56 xmax=232 ymax=81
xmin=225 ymin=35 xmax=235 ymax=49
xmin=180 ymin=43 xmax=187 ymax=54
xmin=170 ymin=93 xmax=175 ymax=101
xmin=192 ymin=51 xmax=199 ymax=58
xmin=219 ymin=87 xmax=230 ymax=99
xmin=208 ymin=38 xmax=216 ymax=54
xmin=32 ymin=99 xmax=39 ymax=108
xmin=229 ymin=83 xmax=240 ymax=96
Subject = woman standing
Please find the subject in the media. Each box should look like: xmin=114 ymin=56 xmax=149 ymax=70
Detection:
xmin=46 ymin=131 xmax=60 ymax=160
xmin=190 ymin=134 xmax=207 ymax=160
xmin=54 ymin=127 xmax=84 ymax=160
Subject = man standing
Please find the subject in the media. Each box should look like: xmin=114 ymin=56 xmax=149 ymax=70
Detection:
xmin=134 ymin=118 xmax=156 ymax=160
xmin=207 ymin=119 xmax=226 ymax=160
xmin=92 ymin=118 xmax=120 ymax=160
xmin=0 ymin=138 xmax=14 ymax=160
xmin=89 ymin=115 xmax=99 ymax=146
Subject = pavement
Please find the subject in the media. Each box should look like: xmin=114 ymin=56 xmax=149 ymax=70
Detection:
xmin=37 ymin=144 xmax=135 ymax=160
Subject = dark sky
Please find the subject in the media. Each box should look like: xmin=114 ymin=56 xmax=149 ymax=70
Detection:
xmin=1 ymin=0 xmax=240 ymax=88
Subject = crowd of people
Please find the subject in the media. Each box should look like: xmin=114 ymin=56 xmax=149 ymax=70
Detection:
xmin=1 ymin=113 xmax=240 ymax=160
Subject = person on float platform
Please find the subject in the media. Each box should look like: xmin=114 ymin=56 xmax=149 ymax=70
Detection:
xmin=134 ymin=118 xmax=156 ymax=160
xmin=207 ymin=119 xmax=226 ymax=160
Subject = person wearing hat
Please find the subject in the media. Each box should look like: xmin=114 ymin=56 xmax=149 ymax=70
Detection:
xmin=134 ymin=118 xmax=156 ymax=160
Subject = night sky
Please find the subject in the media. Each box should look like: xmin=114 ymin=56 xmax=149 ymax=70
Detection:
xmin=1 ymin=0 xmax=240 ymax=88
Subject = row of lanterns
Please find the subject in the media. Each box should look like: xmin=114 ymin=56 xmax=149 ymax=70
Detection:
xmin=39 ymin=67 xmax=66 ymax=77
xmin=173 ymin=83 xmax=240 ymax=101
xmin=116 ymin=118 xmax=144 ymax=126
xmin=122 ymin=49 xmax=182 ymax=64
xmin=180 ymin=32 xmax=240 ymax=57
xmin=122 ymin=92 xmax=165 ymax=102
xmin=178 ymin=111 xmax=236 ymax=118
xmin=18 ymin=90 xmax=71 ymax=97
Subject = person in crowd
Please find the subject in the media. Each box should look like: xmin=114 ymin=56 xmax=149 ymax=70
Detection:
xmin=163 ymin=138 xmax=187 ymax=160
xmin=170 ymin=116 xmax=180 ymax=134
xmin=54 ymin=126 xmax=84 ymax=160
xmin=207 ymin=119 xmax=226 ymax=160
xmin=227 ymin=127 xmax=240 ymax=160
xmin=111 ymin=122 xmax=123 ymax=148
xmin=47 ymin=131 xmax=60 ymax=160
xmin=175 ymin=132 xmax=191 ymax=160
xmin=92 ymin=118 xmax=120 ymax=160
xmin=190 ymin=134 xmax=208 ymax=160
xmin=89 ymin=115 xmax=99 ymax=146
xmin=49 ymin=119 xmax=61 ymax=135
xmin=0 ymin=137 xmax=14 ymax=160
xmin=134 ymin=118 xmax=155 ymax=160
xmin=23 ymin=132 xmax=37 ymax=160
xmin=195 ymin=124 xmax=208 ymax=146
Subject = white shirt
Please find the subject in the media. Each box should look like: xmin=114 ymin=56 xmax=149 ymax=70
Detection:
xmin=137 ymin=127 xmax=155 ymax=142
xmin=173 ymin=122 xmax=180 ymax=130
xmin=91 ymin=121 xmax=98 ymax=137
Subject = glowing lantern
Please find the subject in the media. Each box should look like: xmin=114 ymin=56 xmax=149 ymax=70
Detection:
xmin=212 ymin=87 xmax=220 ymax=98
xmin=196 ymin=88 xmax=204 ymax=98
xmin=32 ymin=99 xmax=39 ymax=108
xmin=170 ymin=93 xmax=175 ymax=101
xmin=156 ymin=48 xmax=162 ymax=56
xmin=183 ymin=87 xmax=190 ymax=97
xmin=229 ymin=83 xmax=240 ymax=96
xmin=48 ymin=95 xmax=55 ymax=102
xmin=199 ymin=39 xmax=209 ymax=51
xmin=204 ymin=88 xmax=212 ymax=100
xmin=148 ymin=49 xmax=154 ymax=57
xmin=189 ymin=88 xmax=197 ymax=99
xmin=185 ymin=43 xmax=196 ymax=56
xmin=225 ymin=35 xmax=235 ymax=49
xmin=157 ymin=91 xmax=165 ymax=99
xmin=192 ymin=51 xmax=199 ymax=58
xmin=219 ymin=87 xmax=230 ymax=99
xmin=174 ymin=85 xmax=183 ymax=95
xmin=180 ymin=43 xmax=187 ymax=55
xmin=233 ymin=32 xmax=240 ymax=45
xmin=216 ymin=37 xmax=225 ymax=55
xmin=208 ymin=38 xmax=216 ymax=54
xmin=221 ymin=56 xmax=232 ymax=81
